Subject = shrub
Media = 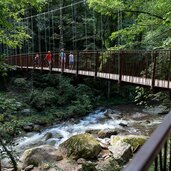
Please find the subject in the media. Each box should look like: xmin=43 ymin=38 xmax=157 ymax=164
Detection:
xmin=13 ymin=78 xmax=30 ymax=89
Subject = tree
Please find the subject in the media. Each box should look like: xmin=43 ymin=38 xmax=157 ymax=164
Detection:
xmin=0 ymin=0 xmax=45 ymax=49
xmin=87 ymin=0 xmax=171 ymax=49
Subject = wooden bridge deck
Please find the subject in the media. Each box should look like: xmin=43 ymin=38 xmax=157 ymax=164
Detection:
xmin=17 ymin=65 xmax=171 ymax=89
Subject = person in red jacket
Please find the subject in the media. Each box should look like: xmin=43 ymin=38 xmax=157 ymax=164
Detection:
xmin=45 ymin=51 xmax=52 ymax=70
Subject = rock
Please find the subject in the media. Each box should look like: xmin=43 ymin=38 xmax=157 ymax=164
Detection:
xmin=33 ymin=125 xmax=41 ymax=132
xmin=81 ymin=163 xmax=97 ymax=171
xmin=23 ymin=125 xmax=33 ymax=132
xmin=46 ymin=139 xmax=57 ymax=146
xmin=97 ymin=149 xmax=111 ymax=159
xmin=108 ymin=142 xmax=132 ymax=163
xmin=131 ymin=112 xmax=148 ymax=120
xmin=85 ymin=129 xmax=101 ymax=135
xmin=110 ymin=135 xmax=148 ymax=152
xmin=96 ymin=158 xmax=121 ymax=171
xmin=97 ymin=129 xmax=118 ymax=138
xmin=77 ymin=158 xmax=87 ymax=164
xmin=104 ymin=109 xmax=112 ymax=117
xmin=54 ymin=132 xmax=63 ymax=139
xmin=18 ymin=145 xmax=60 ymax=169
xmin=47 ymin=168 xmax=57 ymax=171
xmin=43 ymin=132 xmax=53 ymax=141
xmin=59 ymin=133 xmax=101 ymax=160
xmin=1 ymin=157 xmax=12 ymax=168
xmin=119 ymin=122 xmax=128 ymax=127
xmin=99 ymin=142 xmax=108 ymax=149
xmin=24 ymin=165 xmax=34 ymax=171
xmin=31 ymin=167 xmax=41 ymax=171
xmin=21 ymin=109 xmax=31 ymax=116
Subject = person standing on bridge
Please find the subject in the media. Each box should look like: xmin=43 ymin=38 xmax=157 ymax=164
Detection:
xmin=34 ymin=53 xmax=40 ymax=68
xmin=60 ymin=48 xmax=66 ymax=70
xmin=69 ymin=51 xmax=74 ymax=69
xmin=45 ymin=51 xmax=53 ymax=70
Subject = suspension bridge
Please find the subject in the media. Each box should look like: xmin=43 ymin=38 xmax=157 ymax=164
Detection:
xmin=1 ymin=0 xmax=170 ymax=90
xmin=1 ymin=0 xmax=171 ymax=171
xmin=6 ymin=49 xmax=171 ymax=90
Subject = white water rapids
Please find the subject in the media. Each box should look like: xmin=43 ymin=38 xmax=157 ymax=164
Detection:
xmin=14 ymin=106 xmax=164 ymax=153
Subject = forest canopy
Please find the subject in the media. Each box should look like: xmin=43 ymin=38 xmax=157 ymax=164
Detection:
xmin=88 ymin=0 xmax=171 ymax=50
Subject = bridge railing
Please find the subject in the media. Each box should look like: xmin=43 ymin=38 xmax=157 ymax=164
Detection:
xmin=123 ymin=111 xmax=171 ymax=171
xmin=5 ymin=50 xmax=171 ymax=89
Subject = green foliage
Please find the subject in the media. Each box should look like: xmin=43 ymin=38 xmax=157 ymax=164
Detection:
xmin=134 ymin=87 xmax=150 ymax=106
xmin=88 ymin=0 xmax=171 ymax=49
xmin=0 ymin=56 xmax=14 ymax=77
xmin=0 ymin=93 xmax=22 ymax=115
xmin=13 ymin=77 xmax=30 ymax=89
xmin=0 ymin=0 xmax=45 ymax=48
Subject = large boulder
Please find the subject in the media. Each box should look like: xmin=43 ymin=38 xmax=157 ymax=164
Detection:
xmin=97 ymin=129 xmax=118 ymax=138
xmin=111 ymin=135 xmax=148 ymax=152
xmin=108 ymin=142 xmax=132 ymax=163
xmin=59 ymin=133 xmax=101 ymax=160
xmin=18 ymin=145 xmax=63 ymax=169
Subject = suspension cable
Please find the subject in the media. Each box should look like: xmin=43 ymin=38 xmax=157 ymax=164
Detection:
xmin=23 ymin=0 xmax=85 ymax=20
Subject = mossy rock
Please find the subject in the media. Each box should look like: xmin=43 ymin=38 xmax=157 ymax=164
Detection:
xmin=81 ymin=163 xmax=97 ymax=171
xmin=111 ymin=135 xmax=148 ymax=152
xmin=59 ymin=133 xmax=101 ymax=160
xmin=18 ymin=145 xmax=59 ymax=169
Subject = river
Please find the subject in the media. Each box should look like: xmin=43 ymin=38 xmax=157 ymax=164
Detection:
xmin=14 ymin=104 xmax=165 ymax=153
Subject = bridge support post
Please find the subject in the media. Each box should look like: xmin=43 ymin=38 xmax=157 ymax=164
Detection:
xmin=107 ymin=80 xmax=111 ymax=99
xmin=94 ymin=51 xmax=98 ymax=79
xmin=151 ymin=51 xmax=157 ymax=90
xmin=118 ymin=51 xmax=122 ymax=85
xmin=41 ymin=54 xmax=43 ymax=73
xmin=76 ymin=51 xmax=79 ymax=77
xmin=26 ymin=54 xmax=28 ymax=71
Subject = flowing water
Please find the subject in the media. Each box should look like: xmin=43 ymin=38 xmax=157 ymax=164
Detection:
xmin=14 ymin=105 xmax=165 ymax=153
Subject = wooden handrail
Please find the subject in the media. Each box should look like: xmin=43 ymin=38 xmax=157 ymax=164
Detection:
xmin=123 ymin=111 xmax=171 ymax=171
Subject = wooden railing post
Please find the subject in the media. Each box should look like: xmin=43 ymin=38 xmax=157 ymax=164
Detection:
xmin=20 ymin=54 xmax=22 ymax=70
xmin=118 ymin=51 xmax=122 ymax=84
xmin=145 ymin=52 xmax=148 ymax=79
xmin=76 ymin=51 xmax=79 ymax=77
xmin=94 ymin=51 xmax=98 ymax=78
xmin=151 ymin=51 xmax=157 ymax=90
xmin=41 ymin=54 xmax=43 ymax=72
xmin=26 ymin=54 xmax=28 ymax=71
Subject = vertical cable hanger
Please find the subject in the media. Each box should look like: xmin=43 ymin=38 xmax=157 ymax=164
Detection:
xmin=84 ymin=0 xmax=88 ymax=50
xmin=71 ymin=1 xmax=76 ymax=51
xmin=37 ymin=16 xmax=41 ymax=53
xmin=44 ymin=13 xmax=47 ymax=52
xmin=52 ymin=11 xmax=55 ymax=52
xmin=31 ymin=16 xmax=34 ymax=53
xmin=100 ymin=1 xmax=104 ymax=52
xmin=48 ymin=3 xmax=51 ymax=51
xmin=71 ymin=2 xmax=74 ymax=51
xmin=74 ymin=1 xmax=77 ymax=51
xmin=59 ymin=0 xmax=64 ymax=49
